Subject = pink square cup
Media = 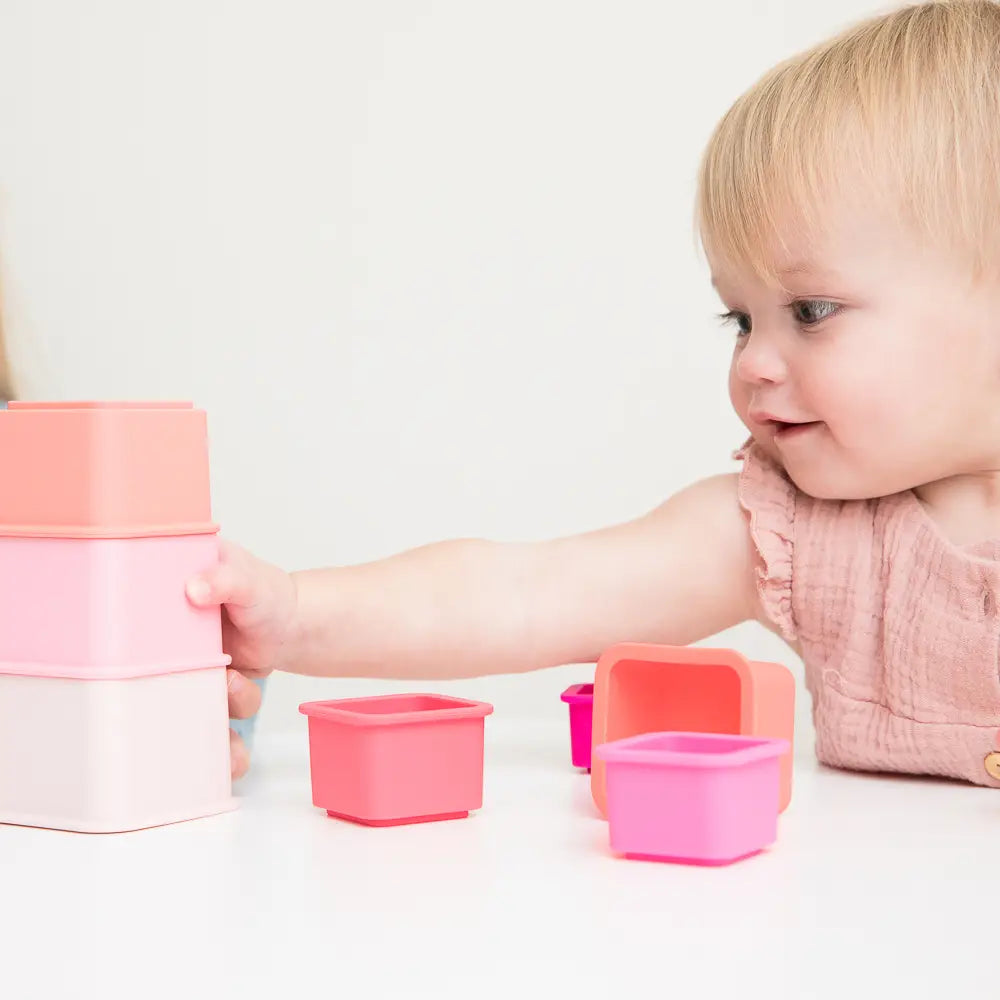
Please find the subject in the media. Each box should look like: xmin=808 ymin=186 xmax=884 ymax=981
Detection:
xmin=299 ymin=693 xmax=494 ymax=826
xmin=594 ymin=731 xmax=790 ymax=866
xmin=0 ymin=534 xmax=227 ymax=679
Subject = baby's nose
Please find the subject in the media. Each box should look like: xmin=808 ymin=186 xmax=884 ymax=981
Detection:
xmin=734 ymin=334 xmax=787 ymax=385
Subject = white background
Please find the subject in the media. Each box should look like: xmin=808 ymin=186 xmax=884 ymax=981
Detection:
xmin=0 ymin=1 xmax=889 ymax=734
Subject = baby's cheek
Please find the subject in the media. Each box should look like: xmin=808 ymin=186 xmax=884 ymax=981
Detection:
xmin=833 ymin=381 xmax=892 ymax=432
xmin=802 ymin=364 xmax=876 ymax=427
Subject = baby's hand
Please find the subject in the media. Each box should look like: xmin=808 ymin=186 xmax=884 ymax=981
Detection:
xmin=185 ymin=539 xmax=299 ymax=778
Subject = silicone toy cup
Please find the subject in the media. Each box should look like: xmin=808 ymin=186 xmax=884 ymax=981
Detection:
xmin=0 ymin=401 xmax=214 ymax=537
xmin=300 ymin=694 xmax=494 ymax=826
xmin=0 ymin=535 xmax=227 ymax=679
xmin=0 ymin=669 xmax=236 ymax=833
xmin=595 ymin=731 xmax=790 ymax=865
xmin=560 ymin=683 xmax=594 ymax=770
xmin=590 ymin=643 xmax=795 ymax=816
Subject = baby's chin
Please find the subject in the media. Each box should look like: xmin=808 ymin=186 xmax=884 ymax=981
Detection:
xmin=747 ymin=432 xmax=897 ymax=502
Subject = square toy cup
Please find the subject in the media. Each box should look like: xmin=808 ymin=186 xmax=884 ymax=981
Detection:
xmin=0 ymin=669 xmax=235 ymax=833
xmin=0 ymin=401 xmax=214 ymax=537
xmin=590 ymin=643 xmax=795 ymax=817
xmin=560 ymin=683 xmax=594 ymax=770
xmin=594 ymin=731 xmax=790 ymax=866
xmin=0 ymin=535 xmax=227 ymax=679
xmin=299 ymin=694 xmax=494 ymax=826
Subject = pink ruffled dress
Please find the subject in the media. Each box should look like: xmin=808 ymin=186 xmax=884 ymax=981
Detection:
xmin=738 ymin=443 xmax=1000 ymax=787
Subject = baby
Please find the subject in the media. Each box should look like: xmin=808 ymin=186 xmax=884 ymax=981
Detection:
xmin=192 ymin=0 xmax=1000 ymax=786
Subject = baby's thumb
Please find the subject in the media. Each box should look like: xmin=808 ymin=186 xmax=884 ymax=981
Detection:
xmin=186 ymin=561 xmax=256 ymax=610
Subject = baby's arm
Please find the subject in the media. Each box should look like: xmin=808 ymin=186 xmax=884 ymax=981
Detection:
xmin=284 ymin=473 xmax=759 ymax=679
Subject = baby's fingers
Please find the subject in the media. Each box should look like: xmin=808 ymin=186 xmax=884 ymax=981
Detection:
xmin=228 ymin=668 xmax=262 ymax=720
xmin=186 ymin=539 xmax=259 ymax=610
xmin=230 ymin=728 xmax=251 ymax=780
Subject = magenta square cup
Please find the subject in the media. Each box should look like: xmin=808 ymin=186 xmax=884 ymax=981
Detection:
xmin=560 ymin=683 xmax=594 ymax=770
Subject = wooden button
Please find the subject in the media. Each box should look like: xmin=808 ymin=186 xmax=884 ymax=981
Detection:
xmin=984 ymin=752 xmax=1000 ymax=781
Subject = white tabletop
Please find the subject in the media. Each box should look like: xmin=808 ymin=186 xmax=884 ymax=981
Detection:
xmin=1 ymin=718 xmax=997 ymax=999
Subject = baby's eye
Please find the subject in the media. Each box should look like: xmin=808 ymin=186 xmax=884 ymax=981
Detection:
xmin=791 ymin=299 xmax=839 ymax=325
xmin=718 ymin=310 xmax=752 ymax=338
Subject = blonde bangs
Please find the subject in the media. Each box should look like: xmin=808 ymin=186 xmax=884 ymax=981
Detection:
xmin=696 ymin=1 xmax=1000 ymax=285
xmin=0 ymin=322 xmax=10 ymax=402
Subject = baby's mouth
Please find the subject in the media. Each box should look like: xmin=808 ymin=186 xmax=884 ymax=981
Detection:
xmin=771 ymin=419 xmax=822 ymax=438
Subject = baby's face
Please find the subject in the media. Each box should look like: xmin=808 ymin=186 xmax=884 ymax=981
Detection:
xmin=711 ymin=202 xmax=1000 ymax=500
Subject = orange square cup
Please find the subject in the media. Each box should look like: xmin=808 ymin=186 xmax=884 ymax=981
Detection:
xmin=590 ymin=643 xmax=795 ymax=816
xmin=0 ymin=401 xmax=214 ymax=537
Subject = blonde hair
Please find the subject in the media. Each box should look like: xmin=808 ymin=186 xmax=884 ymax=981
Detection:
xmin=696 ymin=0 xmax=1000 ymax=285
xmin=0 ymin=327 xmax=10 ymax=403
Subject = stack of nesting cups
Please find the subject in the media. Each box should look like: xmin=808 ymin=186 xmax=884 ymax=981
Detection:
xmin=0 ymin=401 xmax=234 ymax=832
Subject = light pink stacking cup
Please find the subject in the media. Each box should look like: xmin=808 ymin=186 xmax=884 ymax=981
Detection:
xmin=0 ymin=402 xmax=234 ymax=833
xmin=595 ymin=731 xmax=790 ymax=865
